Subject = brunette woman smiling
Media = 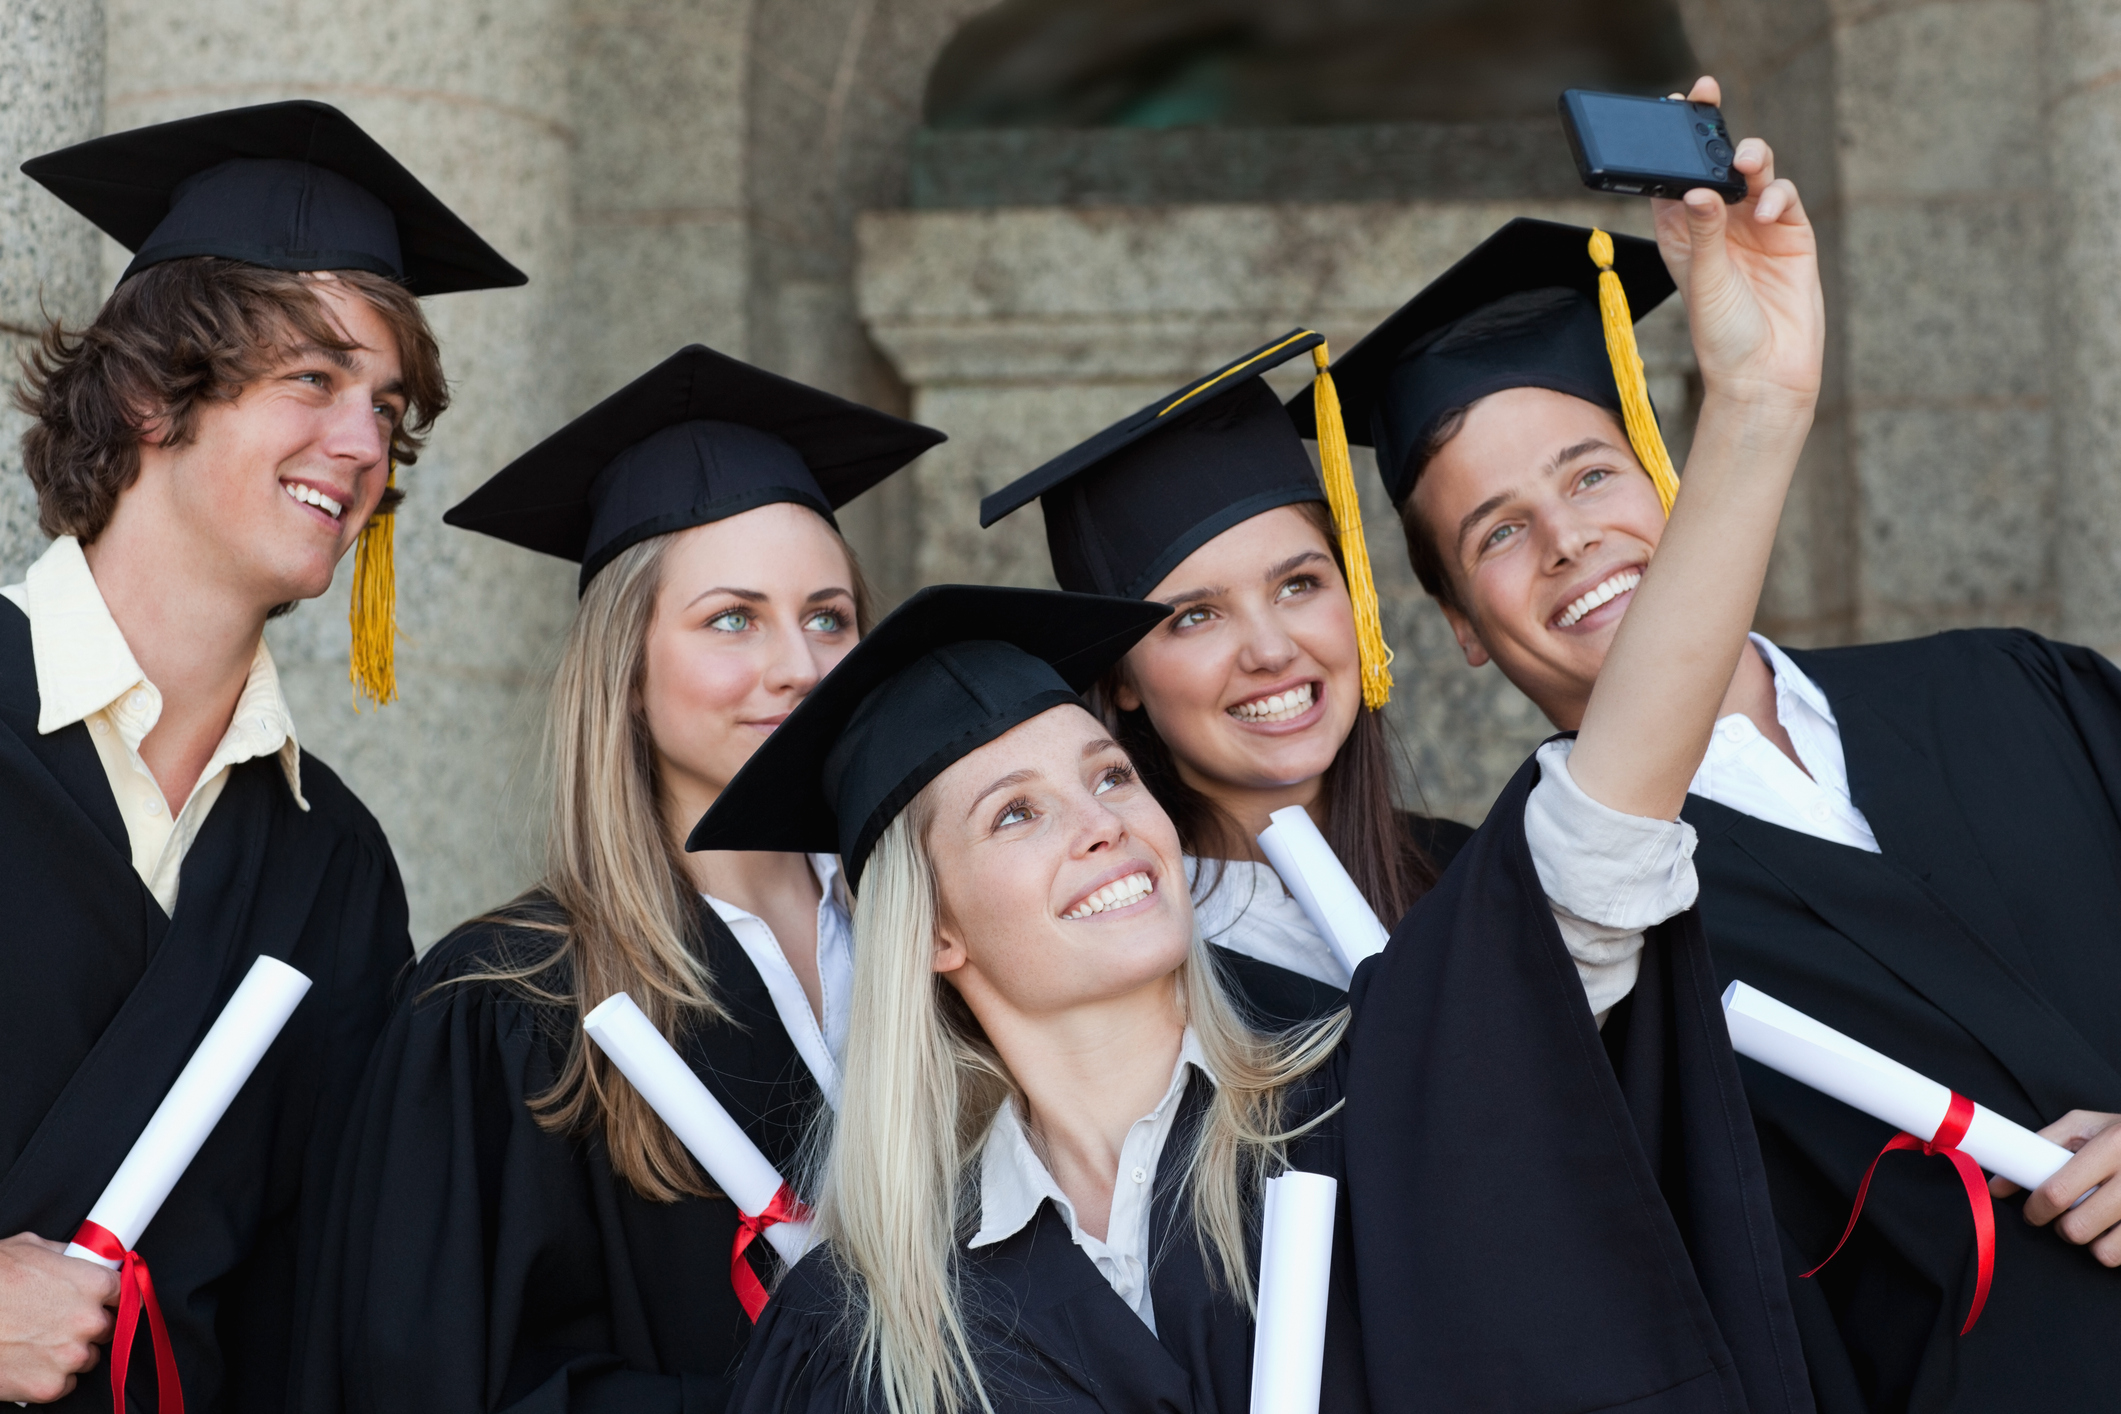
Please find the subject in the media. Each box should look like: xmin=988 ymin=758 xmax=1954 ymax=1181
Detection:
xmin=296 ymin=347 xmax=943 ymax=1414
xmin=980 ymin=335 xmax=1465 ymax=1019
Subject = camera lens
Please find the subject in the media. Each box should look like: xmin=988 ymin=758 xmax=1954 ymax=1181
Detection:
xmin=1695 ymin=122 xmax=1713 ymax=136
xmin=1706 ymin=139 xmax=1733 ymax=164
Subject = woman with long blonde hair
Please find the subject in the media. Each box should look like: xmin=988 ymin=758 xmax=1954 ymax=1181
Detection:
xmin=296 ymin=347 xmax=942 ymax=1414
xmin=701 ymin=124 xmax=1823 ymax=1414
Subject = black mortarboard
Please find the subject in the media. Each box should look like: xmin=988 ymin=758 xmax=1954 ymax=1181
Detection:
xmin=980 ymin=331 xmax=1326 ymax=600
xmin=1286 ymin=218 xmax=1676 ymax=508
xmin=444 ymin=345 xmax=946 ymax=592
xmin=21 ymin=100 xmax=525 ymax=295
xmin=687 ymin=585 xmax=1169 ymax=886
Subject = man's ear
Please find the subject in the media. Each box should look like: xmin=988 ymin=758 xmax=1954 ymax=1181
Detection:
xmin=1439 ymin=602 xmax=1492 ymax=669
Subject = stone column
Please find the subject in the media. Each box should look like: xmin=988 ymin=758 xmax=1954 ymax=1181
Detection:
xmin=0 ymin=0 xmax=104 ymax=580
xmin=2048 ymin=0 xmax=2121 ymax=656
xmin=856 ymin=197 xmax=1694 ymax=824
xmin=568 ymin=0 xmax=755 ymax=404
xmin=106 ymin=0 xmax=580 ymax=943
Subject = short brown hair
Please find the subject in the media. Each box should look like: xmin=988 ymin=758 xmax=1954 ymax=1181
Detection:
xmin=14 ymin=258 xmax=449 ymax=543
xmin=1397 ymin=403 xmax=1472 ymax=612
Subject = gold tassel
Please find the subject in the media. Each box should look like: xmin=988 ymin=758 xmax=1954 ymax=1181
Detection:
xmin=348 ymin=461 xmax=399 ymax=709
xmin=1588 ymin=229 xmax=1681 ymax=516
xmin=1310 ymin=342 xmax=1394 ymax=710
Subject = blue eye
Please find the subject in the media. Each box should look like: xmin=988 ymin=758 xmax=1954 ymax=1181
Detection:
xmin=1482 ymin=523 xmax=1519 ymax=552
xmin=1579 ymin=468 xmax=1611 ymax=490
xmin=804 ymin=610 xmax=846 ymax=633
xmin=707 ymin=610 xmax=751 ymax=632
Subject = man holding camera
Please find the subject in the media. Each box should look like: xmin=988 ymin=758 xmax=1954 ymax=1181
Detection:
xmin=1326 ymin=77 xmax=2121 ymax=1414
xmin=0 ymin=102 xmax=520 ymax=1409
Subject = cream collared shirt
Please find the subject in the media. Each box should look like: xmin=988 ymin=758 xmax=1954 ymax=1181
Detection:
xmin=2 ymin=536 xmax=306 ymax=914
xmin=970 ymin=1030 xmax=1212 ymax=1334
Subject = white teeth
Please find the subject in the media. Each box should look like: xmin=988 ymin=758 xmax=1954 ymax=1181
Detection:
xmin=284 ymin=482 xmax=344 ymax=519
xmin=1556 ymin=570 xmax=1642 ymax=629
xmin=1228 ymin=682 xmax=1315 ymax=723
xmin=1060 ymin=871 xmax=1155 ymax=921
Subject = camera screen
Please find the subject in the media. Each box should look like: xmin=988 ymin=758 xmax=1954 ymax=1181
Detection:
xmin=1577 ymin=94 xmax=1706 ymax=176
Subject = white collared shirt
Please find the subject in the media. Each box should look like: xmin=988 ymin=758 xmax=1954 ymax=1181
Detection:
xmin=1195 ymin=753 xmax=1699 ymax=1024
xmin=702 ymin=852 xmax=854 ymax=1105
xmin=1689 ymin=634 xmax=1880 ymax=852
xmin=970 ymin=1029 xmax=1212 ymax=1334
xmin=2 ymin=536 xmax=305 ymax=914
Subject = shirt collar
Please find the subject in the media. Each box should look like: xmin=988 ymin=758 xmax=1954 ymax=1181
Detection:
xmin=15 ymin=535 xmax=305 ymax=808
xmin=1749 ymin=632 xmax=1838 ymax=729
xmin=969 ymin=1028 xmax=1214 ymax=1249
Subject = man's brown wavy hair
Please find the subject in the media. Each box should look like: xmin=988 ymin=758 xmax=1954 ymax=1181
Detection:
xmin=14 ymin=257 xmax=449 ymax=544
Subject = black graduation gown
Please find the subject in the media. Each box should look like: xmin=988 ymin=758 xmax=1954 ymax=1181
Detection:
xmin=294 ymin=900 xmax=826 ymax=1414
xmin=1684 ymin=629 xmax=2121 ymax=1414
xmin=1205 ymin=811 xmax=1476 ymax=1029
xmin=0 ymin=599 xmax=412 ymax=1413
xmin=729 ymin=751 xmax=1809 ymax=1414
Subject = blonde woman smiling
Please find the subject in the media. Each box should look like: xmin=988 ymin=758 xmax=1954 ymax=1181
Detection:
xmin=298 ymin=347 xmax=943 ymax=1414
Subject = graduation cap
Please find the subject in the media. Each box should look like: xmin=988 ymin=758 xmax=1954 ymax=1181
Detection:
xmin=20 ymin=100 xmax=527 ymax=295
xmin=23 ymin=101 xmax=528 ymax=710
xmin=980 ymin=329 xmax=1394 ymax=711
xmin=446 ymin=344 xmax=946 ymax=593
xmin=687 ymin=585 xmax=1170 ymax=887
xmin=1286 ymin=218 xmax=1679 ymax=514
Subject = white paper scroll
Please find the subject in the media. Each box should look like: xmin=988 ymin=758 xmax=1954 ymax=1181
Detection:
xmin=582 ymin=992 xmax=811 ymax=1265
xmin=1257 ymin=806 xmax=1389 ymax=977
xmin=64 ymin=955 xmax=312 ymax=1269
xmin=1723 ymin=981 xmax=2075 ymax=1194
xmin=1250 ymin=1170 xmax=1337 ymax=1414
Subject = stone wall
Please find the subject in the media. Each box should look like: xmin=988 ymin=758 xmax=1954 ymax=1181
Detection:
xmin=856 ymin=198 xmax=1697 ymax=823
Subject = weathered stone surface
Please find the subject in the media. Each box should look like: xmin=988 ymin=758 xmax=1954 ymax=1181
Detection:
xmin=0 ymin=0 xmax=104 ymax=582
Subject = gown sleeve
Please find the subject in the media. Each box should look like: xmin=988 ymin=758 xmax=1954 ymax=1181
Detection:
xmin=725 ymin=1255 xmax=868 ymax=1414
xmin=296 ymin=920 xmax=726 ymax=1414
xmin=1340 ymin=744 xmax=1810 ymax=1414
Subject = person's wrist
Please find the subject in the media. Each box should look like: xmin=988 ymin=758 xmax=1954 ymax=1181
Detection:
xmin=1696 ymin=379 xmax=1819 ymax=423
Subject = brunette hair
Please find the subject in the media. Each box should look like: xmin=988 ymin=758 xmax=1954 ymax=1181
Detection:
xmin=463 ymin=525 xmax=875 ymax=1201
xmin=1396 ymin=404 xmax=1472 ymax=612
xmin=1091 ymin=500 xmax=1438 ymax=924
xmin=14 ymin=257 xmax=448 ymax=543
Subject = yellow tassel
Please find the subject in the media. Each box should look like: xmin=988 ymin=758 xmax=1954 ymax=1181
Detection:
xmin=1588 ymin=229 xmax=1681 ymax=517
xmin=1310 ymin=343 xmax=1394 ymax=710
xmin=348 ymin=461 xmax=399 ymax=710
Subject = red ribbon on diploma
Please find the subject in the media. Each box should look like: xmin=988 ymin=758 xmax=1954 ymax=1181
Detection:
xmin=70 ymin=1220 xmax=182 ymax=1414
xmin=1802 ymin=1090 xmax=1996 ymax=1335
xmin=730 ymin=1183 xmax=809 ymax=1322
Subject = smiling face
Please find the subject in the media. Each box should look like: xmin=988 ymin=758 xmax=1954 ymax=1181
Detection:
xmin=925 ymin=703 xmax=1193 ymax=1022
xmin=139 ymin=275 xmax=406 ymax=611
xmin=641 ymin=501 xmax=862 ymax=830
xmin=1113 ymin=504 xmax=1360 ymax=831
xmin=1408 ymin=386 xmax=1667 ymax=729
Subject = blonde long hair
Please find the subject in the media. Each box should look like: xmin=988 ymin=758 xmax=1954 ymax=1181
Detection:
xmin=815 ymin=794 xmax=1346 ymax=1414
xmin=467 ymin=525 xmax=871 ymax=1200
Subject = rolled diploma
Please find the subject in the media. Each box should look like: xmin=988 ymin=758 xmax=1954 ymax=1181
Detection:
xmin=1257 ymin=806 xmax=1389 ymax=976
xmin=1250 ymin=1171 xmax=1337 ymax=1414
xmin=582 ymin=992 xmax=810 ymax=1265
xmin=63 ymin=955 xmax=312 ymax=1268
xmin=1723 ymin=981 xmax=2075 ymax=1194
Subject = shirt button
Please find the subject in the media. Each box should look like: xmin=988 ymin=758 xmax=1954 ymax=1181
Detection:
xmin=126 ymin=690 xmax=149 ymax=713
xmin=1808 ymin=800 xmax=1831 ymax=822
xmin=1719 ymin=719 xmax=1750 ymax=743
xmin=90 ymin=718 xmax=108 ymax=735
xmin=1132 ymin=1167 xmax=1147 ymax=1185
xmin=143 ymin=795 xmax=164 ymax=816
